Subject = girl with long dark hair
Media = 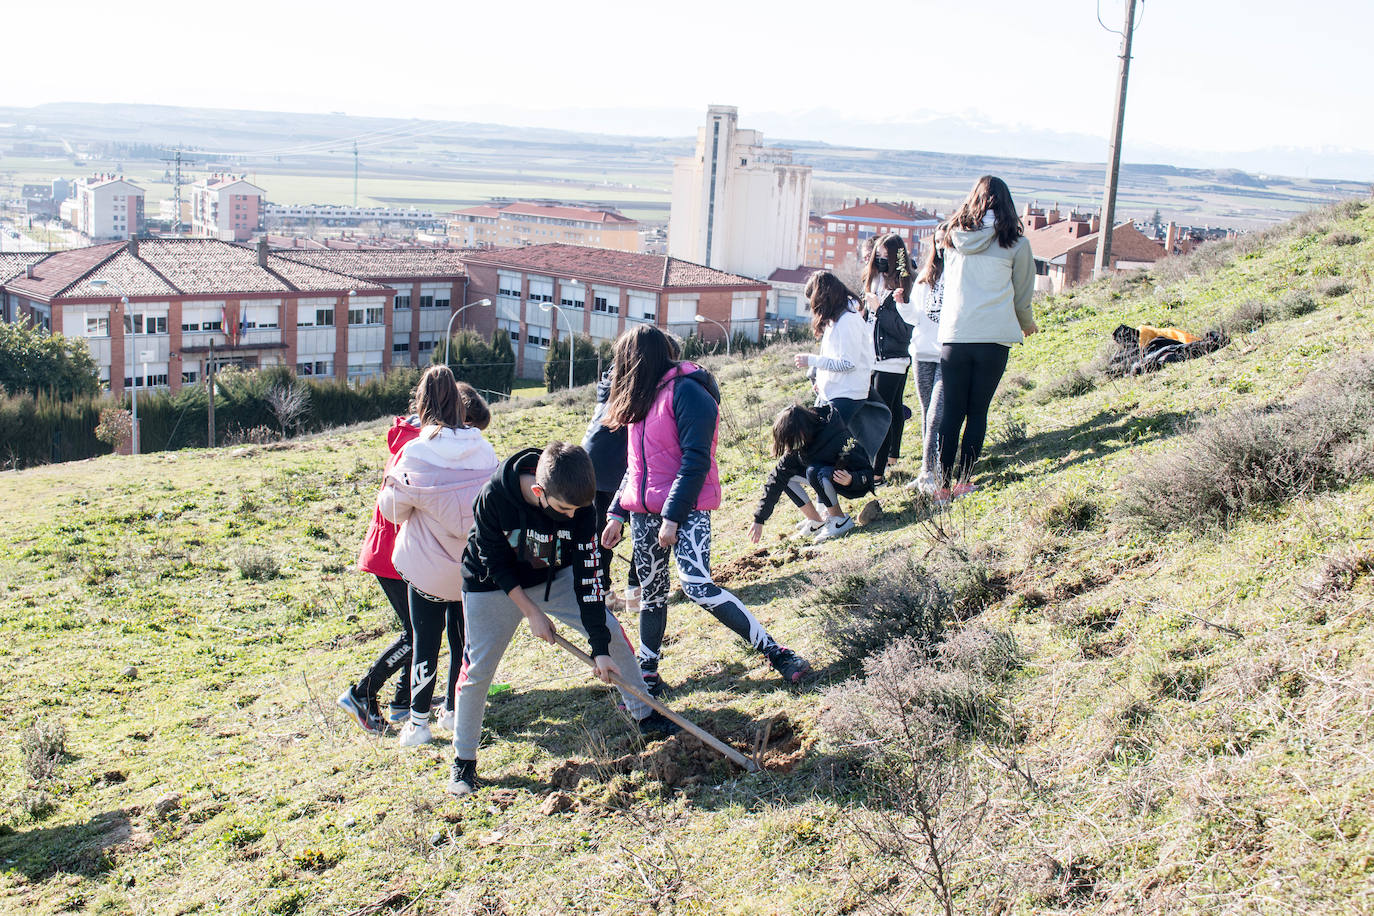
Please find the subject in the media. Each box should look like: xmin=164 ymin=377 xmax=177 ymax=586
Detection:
xmin=861 ymin=233 xmax=916 ymax=485
xmin=602 ymin=325 xmax=811 ymax=695
xmin=793 ymin=271 xmax=873 ymax=426
xmin=937 ymin=176 xmax=1038 ymax=498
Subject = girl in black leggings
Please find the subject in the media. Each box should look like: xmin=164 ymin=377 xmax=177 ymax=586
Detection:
xmin=935 ymin=176 xmax=1038 ymax=497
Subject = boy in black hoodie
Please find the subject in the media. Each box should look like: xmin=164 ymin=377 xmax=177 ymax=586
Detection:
xmin=449 ymin=441 xmax=677 ymax=797
xmin=749 ymin=404 xmax=875 ymax=544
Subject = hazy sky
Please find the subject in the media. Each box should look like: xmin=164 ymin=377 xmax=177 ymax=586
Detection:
xmin=12 ymin=1 xmax=1373 ymax=175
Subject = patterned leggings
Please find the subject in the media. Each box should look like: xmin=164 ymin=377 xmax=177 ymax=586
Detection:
xmin=631 ymin=509 xmax=779 ymax=665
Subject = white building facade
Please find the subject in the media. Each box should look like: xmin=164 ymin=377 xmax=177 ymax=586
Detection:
xmin=74 ymin=177 xmax=145 ymax=240
xmin=668 ymin=105 xmax=811 ymax=282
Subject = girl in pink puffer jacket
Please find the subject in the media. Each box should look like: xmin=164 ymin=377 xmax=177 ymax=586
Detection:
xmin=378 ymin=366 xmax=498 ymax=748
xmin=601 ymin=325 xmax=811 ymax=696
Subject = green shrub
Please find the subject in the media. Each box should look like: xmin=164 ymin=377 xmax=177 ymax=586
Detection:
xmin=542 ymin=334 xmax=612 ymax=392
xmin=0 ymin=317 xmax=100 ymax=399
xmin=434 ymin=329 xmax=515 ymax=397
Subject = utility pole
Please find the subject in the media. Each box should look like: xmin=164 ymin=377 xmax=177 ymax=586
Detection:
xmin=1094 ymin=0 xmax=1139 ymax=279
xmin=207 ymin=339 xmax=216 ymax=448
xmin=160 ymin=150 xmax=197 ymax=235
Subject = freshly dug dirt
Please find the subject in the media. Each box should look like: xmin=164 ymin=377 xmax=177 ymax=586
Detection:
xmin=544 ymin=713 xmax=810 ymax=790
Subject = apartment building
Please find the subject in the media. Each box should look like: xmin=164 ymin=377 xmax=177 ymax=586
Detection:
xmin=819 ymin=199 xmax=940 ymax=270
xmin=460 ymin=243 xmax=770 ymax=378
xmin=72 ymin=175 xmax=145 ymax=240
xmin=190 ymin=175 xmax=266 ymax=242
xmin=1 ymin=238 xmax=391 ymax=394
xmin=448 ymin=200 xmax=641 ymax=252
xmin=669 ymin=105 xmax=811 ymax=281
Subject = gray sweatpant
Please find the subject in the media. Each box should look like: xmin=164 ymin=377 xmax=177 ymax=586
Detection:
xmin=455 ymin=567 xmax=652 ymax=760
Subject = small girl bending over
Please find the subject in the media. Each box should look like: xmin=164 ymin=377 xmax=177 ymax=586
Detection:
xmin=749 ymin=405 xmax=875 ymax=544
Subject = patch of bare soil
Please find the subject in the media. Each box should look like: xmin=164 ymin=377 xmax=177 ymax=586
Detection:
xmin=715 ymin=545 xmax=819 ymax=587
xmin=547 ymin=714 xmax=809 ymax=790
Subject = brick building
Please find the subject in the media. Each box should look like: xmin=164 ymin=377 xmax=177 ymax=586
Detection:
xmin=190 ymin=175 xmax=265 ymax=242
xmin=1022 ymin=203 xmax=1166 ymax=292
xmin=819 ymin=199 xmax=940 ymax=270
xmin=1 ymin=238 xmax=390 ymax=394
xmin=460 ymin=243 xmax=769 ymax=378
xmin=449 ymin=201 xmax=640 ymax=252
xmin=271 ymin=248 xmax=475 ymax=369
xmin=804 ymin=215 xmax=826 ymax=267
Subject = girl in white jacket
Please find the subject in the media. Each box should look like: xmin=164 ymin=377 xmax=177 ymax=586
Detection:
xmin=898 ymin=229 xmax=948 ymax=493
xmin=378 ymin=366 xmax=498 ymax=747
xmin=793 ymin=271 xmax=874 ymax=426
xmin=936 ymin=176 xmax=1038 ymax=497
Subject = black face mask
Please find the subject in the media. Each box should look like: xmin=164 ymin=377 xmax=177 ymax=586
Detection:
xmin=873 ymin=255 xmax=890 ymax=273
xmin=537 ymin=495 xmax=571 ymax=524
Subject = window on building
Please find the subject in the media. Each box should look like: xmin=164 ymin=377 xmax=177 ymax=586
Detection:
xmin=127 ymin=314 xmax=168 ymax=335
xmin=525 ymin=330 xmax=550 ymax=348
xmin=497 ymin=318 xmax=519 ymax=344
xmin=434 ymin=296 xmax=450 ymax=310
xmin=315 ymin=308 xmax=334 ymax=326
xmin=182 ymin=370 xmax=199 ymax=384
xmin=392 ymin=342 xmax=410 ymax=354
xmin=347 ymin=307 xmax=384 ymax=326
xmin=394 ymin=293 xmax=411 ymax=309
xmin=560 ymin=285 xmax=585 ymax=309
xmin=417 ymin=340 xmax=436 ymax=353
xmin=86 ymin=316 xmax=109 ymax=336
xmin=527 ymin=277 xmax=554 ymax=303
xmin=202 ymin=320 xmax=223 ymax=331
xmin=593 ymin=295 xmax=610 ymax=312
xmin=497 ymin=273 xmax=522 ymax=298
xmin=181 ymin=322 xmax=200 ymax=332
xmin=666 ymin=295 xmax=697 ymax=325
xmin=297 ymin=360 xmax=332 ymax=376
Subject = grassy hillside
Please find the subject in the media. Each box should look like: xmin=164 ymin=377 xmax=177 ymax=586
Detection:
xmin=2 ymin=198 xmax=1372 ymax=915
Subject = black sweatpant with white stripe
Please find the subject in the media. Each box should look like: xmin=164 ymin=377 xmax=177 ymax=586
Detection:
xmin=632 ymin=509 xmax=781 ymax=671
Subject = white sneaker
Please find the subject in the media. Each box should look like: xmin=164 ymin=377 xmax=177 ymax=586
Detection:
xmin=813 ymin=515 xmax=855 ymax=543
xmin=397 ymin=721 xmax=433 ymax=747
xmin=436 ymin=706 xmax=455 ymax=731
xmin=790 ymin=517 xmax=826 ymax=540
xmin=907 ymin=471 xmax=938 ymax=494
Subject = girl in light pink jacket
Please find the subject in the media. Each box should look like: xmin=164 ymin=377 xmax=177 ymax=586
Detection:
xmin=379 ymin=366 xmax=498 ymax=747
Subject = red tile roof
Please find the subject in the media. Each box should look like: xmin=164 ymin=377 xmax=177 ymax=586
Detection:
xmin=3 ymin=239 xmax=381 ymax=300
xmin=767 ymin=265 xmax=823 ymax=284
xmin=452 ymin=201 xmax=636 ymax=225
xmin=824 ymin=201 xmax=939 ymax=223
xmin=273 ymin=248 xmax=477 ymax=280
xmin=6 ymin=242 xmax=125 ymax=298
xmin=499 ymin=201 xmax=637 ymax=225
xmin=0 ymin=253 xmax=48 ymax=285
xmin=463 ymin=244 xmax=765 ymax=289
xmin=451 ymin=205 xmax=503 ymax=219
xmin=1027 ymin=220 xmax=1165 ymax=263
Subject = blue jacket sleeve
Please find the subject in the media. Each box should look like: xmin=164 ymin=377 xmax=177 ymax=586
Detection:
xmin=661 ymin=378 xmax=717 ymax=524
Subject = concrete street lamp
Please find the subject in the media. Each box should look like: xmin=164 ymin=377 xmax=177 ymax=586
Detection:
xmin=90 ymin=277 xmax=141 ymax=455
xmin=694 ymin=313 xmax=731 ymax=356
xmin=443 ymin=298 xmax=492 ymax=367
xmin=540 ymin=301 xmax=576 ymax=391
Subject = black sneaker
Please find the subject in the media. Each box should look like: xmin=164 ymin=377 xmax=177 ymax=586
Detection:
xmin=768 ymin=647 xmax=812 ymax=685
xmin=641 ymin=670 xmax=667 ymax=698
xmin=446 ymin=758 xmax=479 ymax=797
xmin=637 ymin=710 xmax=681 ymax=740
xmin=639 ymin=658 xmax=666 ymax=699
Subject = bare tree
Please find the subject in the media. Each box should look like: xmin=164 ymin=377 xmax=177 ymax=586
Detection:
xmin=266 ymin=382 xmax=310 ymax=439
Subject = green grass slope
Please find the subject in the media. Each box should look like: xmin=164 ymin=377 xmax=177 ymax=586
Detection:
xmin=2 ymin=199 xmax=1372 ymax=915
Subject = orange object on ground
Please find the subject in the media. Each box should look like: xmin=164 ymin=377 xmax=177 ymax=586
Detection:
xmin=1138 ymin=325 xmax=1201 ymax=350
